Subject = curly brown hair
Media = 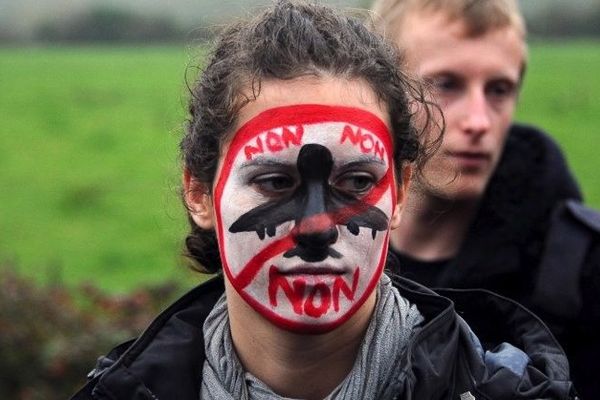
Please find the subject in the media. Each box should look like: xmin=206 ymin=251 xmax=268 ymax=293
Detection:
xmin=181 ymin=0 xmax=441 ymax=273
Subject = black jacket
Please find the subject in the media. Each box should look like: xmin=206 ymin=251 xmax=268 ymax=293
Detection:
xmin=71 ymin=273 xmax=577 ymax=400
xmin=389 ymin=124 xmax=600 ymax=399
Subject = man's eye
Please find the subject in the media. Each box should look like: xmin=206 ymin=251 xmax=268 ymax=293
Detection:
xmin=252 ymin=174 xmax=296 ymax=194
xmin=486 ymin=80 xmax=517 ymax=100
xmin=334 ymin=172 xmax=375 ymax=194
xmin=429 ymin=76 xmax=462 ymax=94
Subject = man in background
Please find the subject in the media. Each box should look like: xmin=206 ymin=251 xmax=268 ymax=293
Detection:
xmin=371 ymin=0 xmax=600 ymax=397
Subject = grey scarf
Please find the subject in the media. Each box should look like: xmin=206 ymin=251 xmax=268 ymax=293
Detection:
xmin=200 ymin=274 xmax=423 ymax=400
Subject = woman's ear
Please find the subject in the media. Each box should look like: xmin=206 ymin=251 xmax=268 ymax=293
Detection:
xmin=390 ymin=163 xmax=412 ymax=229
xmin=183 ymin=168 xmax=215 ymax=229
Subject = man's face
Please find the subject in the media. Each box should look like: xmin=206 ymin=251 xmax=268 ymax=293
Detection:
xmin=397 ymin=12 xmax=526 ymax=200
xmin=210 ymin=79 xmax=400 ymax=333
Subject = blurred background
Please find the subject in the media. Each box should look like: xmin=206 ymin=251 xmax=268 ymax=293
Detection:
xmin=1 ymin=1 xmax=599 ymax=398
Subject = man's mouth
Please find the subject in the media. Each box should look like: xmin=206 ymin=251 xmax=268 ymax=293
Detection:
xmin=447 ymin=151 xmax=491 ymax=169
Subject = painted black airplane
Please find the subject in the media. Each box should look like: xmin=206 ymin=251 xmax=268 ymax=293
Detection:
xmin=229 ymin=144 xmax=389 ymax=262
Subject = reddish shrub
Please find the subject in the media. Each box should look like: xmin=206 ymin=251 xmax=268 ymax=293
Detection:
xmin=0 ymin=267 xmax=181 ymax=399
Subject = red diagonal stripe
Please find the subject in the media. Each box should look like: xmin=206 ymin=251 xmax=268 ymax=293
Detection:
xmin=234 ymin=234 xmax=296 ymax=289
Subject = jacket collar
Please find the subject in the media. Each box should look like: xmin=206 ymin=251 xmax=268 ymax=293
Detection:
xmin=75 ymin=273 xmax=573 ymax=400
xmin=85 ymin=276 xmax=224 ymax=399
xmin=76 ymin=275 xmax=458 ymax=399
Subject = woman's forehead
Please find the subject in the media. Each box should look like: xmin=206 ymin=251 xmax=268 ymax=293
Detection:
xmin=227 ymin=104 xmax=393 ymax=163
xmin=234 ymin=77 xmax=391 ymax=130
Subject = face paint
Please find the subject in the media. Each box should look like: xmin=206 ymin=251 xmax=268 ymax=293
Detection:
xmin=214 ymin=104 xmax=396 ymax=333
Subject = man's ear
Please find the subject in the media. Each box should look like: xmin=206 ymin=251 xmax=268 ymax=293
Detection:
xmin=390 ymin=163 xmax=412 ymax=229
xmin=183 ymin=168 xmax=215 ymax=230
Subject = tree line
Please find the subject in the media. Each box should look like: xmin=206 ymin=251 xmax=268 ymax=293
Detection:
xmin=2 ymin=4 xmax=600 ymax=44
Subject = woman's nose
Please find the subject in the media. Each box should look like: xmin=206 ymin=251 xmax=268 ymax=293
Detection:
xmin=294 ymin=213 xmax=339 ymax=249
xmin=293 ymin=143 xmax=339 ymax=250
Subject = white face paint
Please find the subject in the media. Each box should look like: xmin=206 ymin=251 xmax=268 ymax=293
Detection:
xmin=214 ymin=105 xmax=396 ymax=333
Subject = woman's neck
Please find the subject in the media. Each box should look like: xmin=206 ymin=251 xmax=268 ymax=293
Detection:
xmin=225 ymin=281 xmax=376 ymax=400
xmin=390 ymin=189 xmax=480 ymax=261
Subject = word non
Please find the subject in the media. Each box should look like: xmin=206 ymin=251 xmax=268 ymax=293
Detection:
xmin=268 ymin=266 xmax=360 ymax=318
xmin=340 ymin=125 xmax=386 ymax=160
xmin=244 ymin=126 xmax=304 ymax=160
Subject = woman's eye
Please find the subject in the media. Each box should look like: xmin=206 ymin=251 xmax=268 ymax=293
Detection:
xmin=334 ymin=173 xmax=375 ymax=194
xmin=252 ymin=174 xmax=296 ymax=194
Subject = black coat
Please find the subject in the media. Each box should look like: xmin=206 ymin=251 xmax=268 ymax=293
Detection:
xmin=71 ymin=273 xmax=577 ymax=400
xmin=389 ymin=124 xmax=600 ymax=399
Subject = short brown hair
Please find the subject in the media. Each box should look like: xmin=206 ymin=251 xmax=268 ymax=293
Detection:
xmin=370 ymin=0 xmax=526 ymax=39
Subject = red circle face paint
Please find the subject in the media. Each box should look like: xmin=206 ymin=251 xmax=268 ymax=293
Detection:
xmin=214 ymin=104 xmax=396 ymax=333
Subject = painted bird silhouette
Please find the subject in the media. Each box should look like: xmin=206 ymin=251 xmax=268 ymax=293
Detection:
xmin=229 ymin=144 xmax=389 ymax=262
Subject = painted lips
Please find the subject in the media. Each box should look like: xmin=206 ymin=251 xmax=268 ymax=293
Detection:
xmin=268 ymin=265 xmax=360 ymax=318
xmin=276 ymin=264 xmax=347 ymax=276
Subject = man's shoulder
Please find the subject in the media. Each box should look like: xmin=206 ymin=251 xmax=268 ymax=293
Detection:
xmin=508 ymin=122 xmax=559 ymax=144
xmin=496 ymin=122 xmax=579 ymax=188
xmin=480 ymin=122 xmax=582 ymax=227
xmin=506 ymin=124 xmax=580 ymax=190
xmin=506 ymin=123 xmax=572 ymax=169
xmin=563 ymin=200 xmax=600 ymax=234
xmin=532 ymin=200 xmax=600 ymax=319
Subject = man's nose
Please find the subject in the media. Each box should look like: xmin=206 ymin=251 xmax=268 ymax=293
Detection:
xmin=460 ymin=89 xmax=492 ymax=137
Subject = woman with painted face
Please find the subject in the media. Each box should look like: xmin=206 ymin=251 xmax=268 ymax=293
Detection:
xmin=71 ymin=1 xmax=577 ymax=399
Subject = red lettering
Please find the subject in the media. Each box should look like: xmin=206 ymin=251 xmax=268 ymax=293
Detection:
xmin=268 ymin=266 xmax=305 ymax=315
xmin=282 ymin=125 xmax=304 ymax=148
xmin=266 ymin=131 xmax=283 ymax=152
xmin=304 ymin=283 xmax=331 ymax=318
xmin=373 ymin=140 xmax=385 ymax=160
xmin=244 ymin=136 xmax=264 ymax=160
xmin=268 ymin=267 xmax=360 ymax=317
xmin=341 ymin=125 xmax=385 ymax=159
xmin=340 ymin=125 xmax=360 ymax=145
xmin=244 ymin=126 xmax=303 ymax=160
xmin=360 ymin=133 xmax=374 ymax=153
xmin=332 ymin=268 xmax=359 ymax=312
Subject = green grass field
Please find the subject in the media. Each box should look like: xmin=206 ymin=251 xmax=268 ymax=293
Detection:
xmin=516 ymin=40 xmax=600 ymax=205
xmin=1 ymin=42 xmax=599 ymax=292
xmin=0 ymin=46 xmax=200 ymax=292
